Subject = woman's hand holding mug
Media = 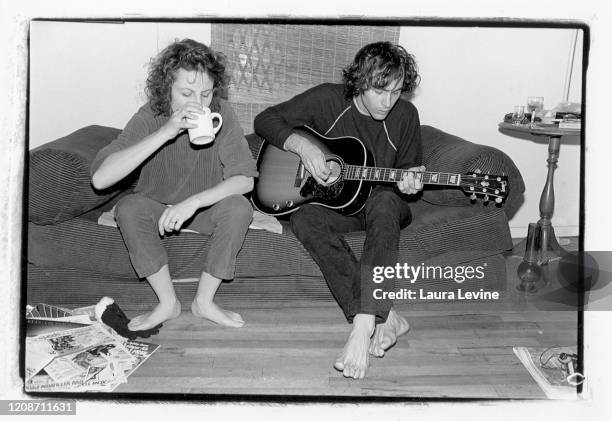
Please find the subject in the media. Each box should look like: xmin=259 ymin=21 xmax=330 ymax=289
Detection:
xmin=188 ymin=106 xmax=223 ymax=145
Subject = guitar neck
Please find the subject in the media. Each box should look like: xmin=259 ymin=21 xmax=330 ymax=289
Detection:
xmin=344 ymin=166 xmax=461 ymax=186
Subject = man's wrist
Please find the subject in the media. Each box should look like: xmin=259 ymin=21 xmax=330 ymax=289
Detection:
xmin=283 ymin=133 xmax=304 ymax=154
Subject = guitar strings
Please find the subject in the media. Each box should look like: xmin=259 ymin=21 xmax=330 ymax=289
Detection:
xmin=344 ymin=165 xmax=459 ymax=184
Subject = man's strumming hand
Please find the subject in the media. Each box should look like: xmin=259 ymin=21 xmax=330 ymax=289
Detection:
xmin=284 ymin=133 xmax=331 ymax=185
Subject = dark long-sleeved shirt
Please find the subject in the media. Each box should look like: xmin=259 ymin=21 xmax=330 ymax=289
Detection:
xmin=254 ymin=83 xmax=422 ymax=172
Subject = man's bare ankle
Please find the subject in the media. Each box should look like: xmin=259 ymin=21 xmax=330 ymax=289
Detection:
xmin=352 ymin=314 xmax=375 ymax=333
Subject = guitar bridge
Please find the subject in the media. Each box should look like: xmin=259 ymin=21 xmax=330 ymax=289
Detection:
xmin=300 ymin=177 xmax=344 ymax=199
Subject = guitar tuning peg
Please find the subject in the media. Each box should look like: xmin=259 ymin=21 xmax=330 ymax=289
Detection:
xmin=495 ymin=197 xmax=503 ymax=204
xmin=484 ymin=195 xmax=490 ymax=202
xmin=470 ymin=193 xmax=477 ymax=201
xmin=475 ymin=169 xmax=482 ymax=174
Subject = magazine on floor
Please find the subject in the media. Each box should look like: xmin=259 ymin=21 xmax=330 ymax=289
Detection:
xmin=24 ymin=302 xmax=160 ymax=392
xmin=513 ymin=346 xmax=579 ymax=400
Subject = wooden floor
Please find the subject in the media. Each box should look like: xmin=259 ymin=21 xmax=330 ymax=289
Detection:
xmin=118 ymin=304 xmax=576 ymax=398
xmin=115 ymin=241 xmax=580 ymax=399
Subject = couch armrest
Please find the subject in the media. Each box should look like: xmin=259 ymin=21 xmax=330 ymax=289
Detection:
xmin=29 ymin=125 xmax=126 ymax=225
xmin=420 ymin=125 xmax=525 ymax=218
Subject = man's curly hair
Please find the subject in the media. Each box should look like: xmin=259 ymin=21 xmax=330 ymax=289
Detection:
xmin=145 ymin=39 xmax=229 ymax=116
xmin=342 ymin=41 xmax=420 ymax=99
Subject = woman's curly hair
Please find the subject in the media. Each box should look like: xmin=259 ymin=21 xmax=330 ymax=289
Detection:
xmin=145 ymin=39 xmax=229 ymax=116
xmin=342 ymin=41 xmax=420 ymax=99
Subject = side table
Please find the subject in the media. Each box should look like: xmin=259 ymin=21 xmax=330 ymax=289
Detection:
xmin=498 ymin=122 xmax=581 ymax=265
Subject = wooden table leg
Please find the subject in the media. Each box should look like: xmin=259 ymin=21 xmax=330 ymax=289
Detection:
xmin=536 ymin=135 xmax=566 ymax=264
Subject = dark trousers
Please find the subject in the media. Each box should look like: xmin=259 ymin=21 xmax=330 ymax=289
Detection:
xmin=290 ymin=187 xmax=412 ymax=324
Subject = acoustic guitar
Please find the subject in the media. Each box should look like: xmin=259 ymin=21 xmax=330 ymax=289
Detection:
xmin=251 ymin=126 xmax=509 ymax=216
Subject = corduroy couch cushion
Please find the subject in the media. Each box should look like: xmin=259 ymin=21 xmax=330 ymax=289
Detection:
xmin=419 ymin=125 xmax=525 ymax=218
xmin=28 ymin=125 xmax=126 ymax=225
xmin=28 ymin=199 xmax=512 ymax=281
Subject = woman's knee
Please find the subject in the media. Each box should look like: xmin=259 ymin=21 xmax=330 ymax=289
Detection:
xmin=217 ymin=195 xmax=253 ymax=224
xmin=114 ymin=194 xmax=154 ymax=226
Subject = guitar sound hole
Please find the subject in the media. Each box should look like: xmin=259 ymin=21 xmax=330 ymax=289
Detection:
xmin=327 ymin=160 xmax=342 ymax=183
xmin=299 ymin=159 xmax=344 ymax=200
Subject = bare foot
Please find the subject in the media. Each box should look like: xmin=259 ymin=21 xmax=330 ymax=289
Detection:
xmin=191 ymin=300 xmax=245 ymax=328
xmin=223 ymin=309 xmax=244 ymax=323
xmin=333 ymin=314 xmax=374 ymax=379
xmin=368 ymin=308 xmax=410 ymax=357
xmin=127 ymin=299 xmax=181 ymax=331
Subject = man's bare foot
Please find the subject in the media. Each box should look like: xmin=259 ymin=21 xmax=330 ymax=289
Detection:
xmin=368 ymin=308 xmax=410 ymax=357
xmin=191 ymin=300 xmax=245 ymax=328
xmin=127 ymin=299 xmax=181 ymax=331
xmin=333 ymin=314 xmax=375 ymax=379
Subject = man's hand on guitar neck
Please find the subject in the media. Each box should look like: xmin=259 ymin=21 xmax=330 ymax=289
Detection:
xmin=284 ymin=133 xmax=331 ymax=185
xmin=397 ymin=165 xmax=426 ymax=195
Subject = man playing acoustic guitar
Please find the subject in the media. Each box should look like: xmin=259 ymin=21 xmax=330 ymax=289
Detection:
xmin=254 ymin=41 xmax=425 ymax=379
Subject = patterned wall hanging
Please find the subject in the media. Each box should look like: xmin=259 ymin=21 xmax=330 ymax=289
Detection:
xmin=211 ymin=24 xmax=400 ymax=134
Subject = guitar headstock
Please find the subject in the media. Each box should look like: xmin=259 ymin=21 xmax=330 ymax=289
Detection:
xmin=460 ymin=170 xmax=509 ymax=204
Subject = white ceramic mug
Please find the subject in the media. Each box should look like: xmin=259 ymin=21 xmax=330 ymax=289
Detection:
xmin=188 ymin=107 xmax=223 ymax=145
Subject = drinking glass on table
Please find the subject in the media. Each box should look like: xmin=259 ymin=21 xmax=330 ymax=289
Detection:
xmin=527 ymin=96 xmax=544 ymax=126
xmin=512 ymin=105 xmax=525 ymax=125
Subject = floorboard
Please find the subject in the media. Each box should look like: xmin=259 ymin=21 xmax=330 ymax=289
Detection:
xmin=111 ymin=238 xmax=580 ymax=399
xmin=115 ymin=305 xmax=577 ymax=398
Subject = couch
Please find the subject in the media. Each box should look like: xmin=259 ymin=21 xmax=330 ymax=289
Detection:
xmin=26 ymin=124 xmax=524 ymax=311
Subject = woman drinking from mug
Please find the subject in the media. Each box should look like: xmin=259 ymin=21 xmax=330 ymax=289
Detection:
xmin=91 ymin=39 xmax=258 ymax=331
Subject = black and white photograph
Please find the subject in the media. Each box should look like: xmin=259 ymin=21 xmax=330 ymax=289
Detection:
xmin=2 ymin=1 xmax=611 ymax=420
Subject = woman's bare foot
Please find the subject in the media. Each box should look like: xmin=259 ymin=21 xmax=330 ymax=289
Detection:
xmin=333 ymin=314 xmax=375 ymax=379
xmin=223 ymin=309 xmax=244 ymax=323
xmin=191 ymin=300 xmax=245 ymax=328
xmin=127 ymin=299 xmax=181 ymax=331
xmin=368 ymin=308 xmax=410 ymax=357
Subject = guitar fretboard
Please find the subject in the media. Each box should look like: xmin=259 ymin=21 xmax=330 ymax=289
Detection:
xmin=344 ymin=166 xmax=461 ymax=186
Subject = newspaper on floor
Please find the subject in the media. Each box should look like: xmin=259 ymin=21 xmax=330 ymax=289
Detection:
xmin=26 ymin=303 xmax=74 ymax=319
xmin=69 ymin=304 xmax=98 ymax=319
xmin=26 ymin=317 xmax=93 ymax=337
xmin=27 ymin=324 xmax=117 ymax=358
xmin=513 ymin=346 xmax=580 ymax=400
xmin=26 ymin=303 xmax=94 ymax=325
xmin=25 ymin=323 xmax=116 ymax=379
xmin=25 ymin=364 xmax=125 ymax=393
xmin=25 ymin=339 xmax=159 ymax=392
xmin=25 ymin=303 xmax=160 ymax=392
xmin=43 ymin=341 xmax=136 ymax=383
xmin=122 ymin=340 xmax=160 ymax=377
xmin=25 ymin=338 xmax=56 ymax=381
